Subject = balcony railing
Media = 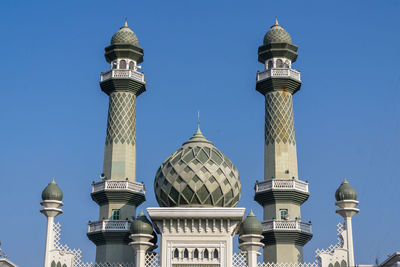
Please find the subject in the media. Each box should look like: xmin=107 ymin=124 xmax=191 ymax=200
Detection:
xmin=257 ymin=68 xmax=301 ymax=82
xmin=262 ymin=220 xmax=312 ymax=234
xmin=88 ymin=220 xmax=131 ymax=233
xmin=100 ymin=69 xmax=145 ymax=83
xmin=255 ymin=179 xmax=309 ymax=194
xmin=92 ymin=180 xmax=145 ymax=195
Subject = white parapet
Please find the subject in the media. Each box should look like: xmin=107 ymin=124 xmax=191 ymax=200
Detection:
xmin=262 ymin=220 xmax=312 ymax=234
xmin=101 ymin=69 xmax=146 ymax=83
xmin=256 ymin=68 xmax=301 ymax=82
xmin=88 ymin=220 xmax=131 ymax=233
xmin=92 ymin=180 xmax=145 ymax=194
xmin=255 ymin=179 xmax=309 ymax=194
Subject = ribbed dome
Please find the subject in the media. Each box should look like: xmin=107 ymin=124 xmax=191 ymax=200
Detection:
xmin=111 ymin=20 xmax=139 ymax=46
xmin=130 ymin=211 xmax=153 ymax=235
xmin=240 ymin=210 xmax=262 ymax=235
xmin=154 ymin=127 xmax=241 ymax=207
xmin=42 ymin=179 xmax=63 ymax=201
xmin=335 ymin=178 xmax=357 ymax=201
xmin=263 ymin=18 xmax=292 ymax=45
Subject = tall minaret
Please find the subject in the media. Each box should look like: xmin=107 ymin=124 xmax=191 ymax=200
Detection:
xmin=254 ymin=19 xmax=312 ymax=263
xmin=87 ymin=21 xmax=146 ymax=264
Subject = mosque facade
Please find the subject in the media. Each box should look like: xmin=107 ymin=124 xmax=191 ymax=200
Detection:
xmin=1 ymin=20 xmax=398 ymax=267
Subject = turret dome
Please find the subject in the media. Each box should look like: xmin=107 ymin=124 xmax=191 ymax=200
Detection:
xmin=41 ymin=179 xmax=63 ymax=201
xmin=154 ymin=127 xmax=241 ymax=207
xmin=240 ymin=210 xmax=262 ymax=235
xmin=111 ymin=20 xmax=139 ymax=46
xmin=263 ymin=18 xmax=292 ymax=45
xmin=130 ymin=211 xmax=153 ymax=235
xmin=335 ymin=178 xmax=357 ymax=201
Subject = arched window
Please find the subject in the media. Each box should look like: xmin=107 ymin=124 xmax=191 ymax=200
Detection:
xmin=267 ymin=61 xmax=273 ymax=69
xmin=173 ymin=248 xmax=179 ymax=258
xmin=119 ymin=60 xmax=127 ymax=69
xmin=194 ymin=249 xmax=199 ymax=259
xmin=334 ymin=262 xmax=340 ymax=267
xmin=112 ymin=62 xmax=117 ymax=69
xmin=62 ymin=264 xmax=67 ymax=267
xmin=184 ymin=248 xmax=189 ymax=258
xmin=276 ymin=59 xmax=284 ymax=68
xmin=204 ymin=249 xmax=209 ymax=259
xmin=341 ymin=260 xmax=347 ymax=267
xmin=51 ymin=261 xmax=56 ymax=267
xmin=57 ymin=262 xmax=61 ymax=267
xmin=129 ymin=61 xmax=135 ymax=70
xmin=284 ymin=60 xmax=290 ymax=68
xmin=213 ymin=249 xmax=219 ymax=259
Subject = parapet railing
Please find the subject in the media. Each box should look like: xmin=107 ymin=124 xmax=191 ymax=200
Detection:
xmin=262 ymin=220 xmax=312 ymax=234
xmin=92 ymin=180 xmax=145 ymax=194
xmin=255 ymin=179 xmax=308 ymax=194
xmin=88 ymin=220 xmax=131 ymax=233
xmin=101 ymin=69 xmax=145 ymax=83
xmin=257 ymin=68 xmax=301 ymax=82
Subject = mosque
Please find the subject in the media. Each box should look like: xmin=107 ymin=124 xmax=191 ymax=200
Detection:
xmin=0 ymin=20 xmax=398 ymax=267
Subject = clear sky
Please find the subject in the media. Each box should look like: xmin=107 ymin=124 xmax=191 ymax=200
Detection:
xmin=0 ymin=0 xmax=399 ymax=266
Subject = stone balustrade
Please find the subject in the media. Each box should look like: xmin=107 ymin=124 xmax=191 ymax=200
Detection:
xmin=92 ymin=180 xmax=145 ymax=194
xmin=101 ymin=69 xmax=145 ymax=83
xmin=88 ymin=220 xmax=131 ymax=233
xmin=262 ymin=220 xmax=312 ymax=234
xmin=257 ymin=68 xmax=301 ymax=82
xmin=255 ymin=179 xmax=308 ymax=194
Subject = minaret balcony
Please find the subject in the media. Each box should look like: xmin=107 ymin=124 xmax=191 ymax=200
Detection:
xmin=91 ymin=180 xmax=146 ymax=206
xmin=88 ymin=219 xmax=131 ymax=233
xmin=262 ymin=220 xmax=312 ymax=233
xmin=87 ymin=220 xmax=132 ymax=245
xmin=257 ymin=68 xmax=301 ymax=82
xmin=256 ymin=68 xmax=301 ymax=95
xmin=100 ymin=69 xmax=146 ymax=96
xmin=261 ymin=220 xmax=313 ymax=246
xmin=100 ymin=69 xmax=145 ymax=83
xmin=254 ymin=179 xmax=310 ymax=205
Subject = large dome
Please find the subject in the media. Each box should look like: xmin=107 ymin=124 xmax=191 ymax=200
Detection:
xmin=263 ymin=18 xmax=292 ymax=45
xmin=111 ymin=21 xmax=139 ymax=46
xmin=154 ymin=127 xmax=241 ymax=207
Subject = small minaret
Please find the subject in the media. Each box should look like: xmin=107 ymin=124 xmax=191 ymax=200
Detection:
xmin=238 ymin=211 xmax=264 ymax=267
xmin=335 ymin=179 xmax=359 ymax=267
xmin=40 ymin=179 xmax=63 ymax=267
xmin=87 ymin=20 xmax=146 ymax=263
xmin=254 ymin=19 xmax=312 ymax=263
xmin=129 ymin=211 xmax=155 ymax=267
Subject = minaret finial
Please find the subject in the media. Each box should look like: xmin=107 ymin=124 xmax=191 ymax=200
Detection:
xmin=275 ymin=16 xmax=279 ymax=26
xmin=197 ymin=110 xmax=200 ymax=130
xmin=124 ymin=18 xmax=128 ymax=27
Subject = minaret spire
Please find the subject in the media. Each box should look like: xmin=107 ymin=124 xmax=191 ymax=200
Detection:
xmin=87 ymin=22 xmax=147 ymax=264
xmin=254 ymin=19 xmax=312 ymax=264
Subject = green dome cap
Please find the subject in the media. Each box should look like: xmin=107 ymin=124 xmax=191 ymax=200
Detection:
xmin=41 ymin=179 xmax=63 ymax=201
xmin=263 ymin=18 xmax=292 ymax=45
xmin=130 ymin=211 xmax=153 ymax=235
xmin=335 ymin=178 xmax=357 ymax=201
xmin=111 ymin=20 xmax=139 ymax=46
xmin=154 ymin=126 xmax=241 ymax=208
xmin=240 ymin=210 xmax=262 ymax=235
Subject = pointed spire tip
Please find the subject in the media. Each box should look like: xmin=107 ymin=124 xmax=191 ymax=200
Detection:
xmin=124 ymin=18 xmax=128 ymax=27
xmin=275 ymin=16 xmax=279 ymax=25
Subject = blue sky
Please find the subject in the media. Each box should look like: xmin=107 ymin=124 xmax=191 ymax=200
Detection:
xmin=0 ymin=0 xmax=399 ymax=266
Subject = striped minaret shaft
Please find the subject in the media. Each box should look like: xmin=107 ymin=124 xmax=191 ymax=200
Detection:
xmin=87 ymin=21 xmax=146 ymax=264
xmin=254 ymin=20 xmax=312 ymax=264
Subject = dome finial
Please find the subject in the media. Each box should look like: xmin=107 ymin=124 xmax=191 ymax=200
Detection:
xmin=197 ymin=111 xmax=201 ymax=132
xmin=124 ymin=18 xmax=128 ymax=27
xmin=275 ymin=16 xmax=279 ymax=26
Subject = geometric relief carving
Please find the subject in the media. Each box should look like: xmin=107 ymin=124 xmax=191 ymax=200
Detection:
xmin=106 ymin=91 xmax=136 ymax=145
xmin=265 ymin=91 xmax=295 ymax=145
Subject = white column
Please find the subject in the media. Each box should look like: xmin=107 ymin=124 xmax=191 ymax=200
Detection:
xmin=44 ymin=216 xmax=54 ymax=267
xmin=345 ymin=217 xmax=355 ymax=267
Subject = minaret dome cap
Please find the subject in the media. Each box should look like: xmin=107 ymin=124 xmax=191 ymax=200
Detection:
xmin=111 ymin=20 xmax=139 ymax=46
xmin=240 ymin=210 xmax=262 ymax=235
xmin=154 ymin=126 xmax=241 ymax=208
xmin=263 ymin=18 xmax=292 ymax=45
xmin=130 ymin=211 xmax=153 ymax=235
xmin=335 ymin=178 xmax=357 ymax=201
xmin=41 ymin=179 xmax=63 ymax=201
